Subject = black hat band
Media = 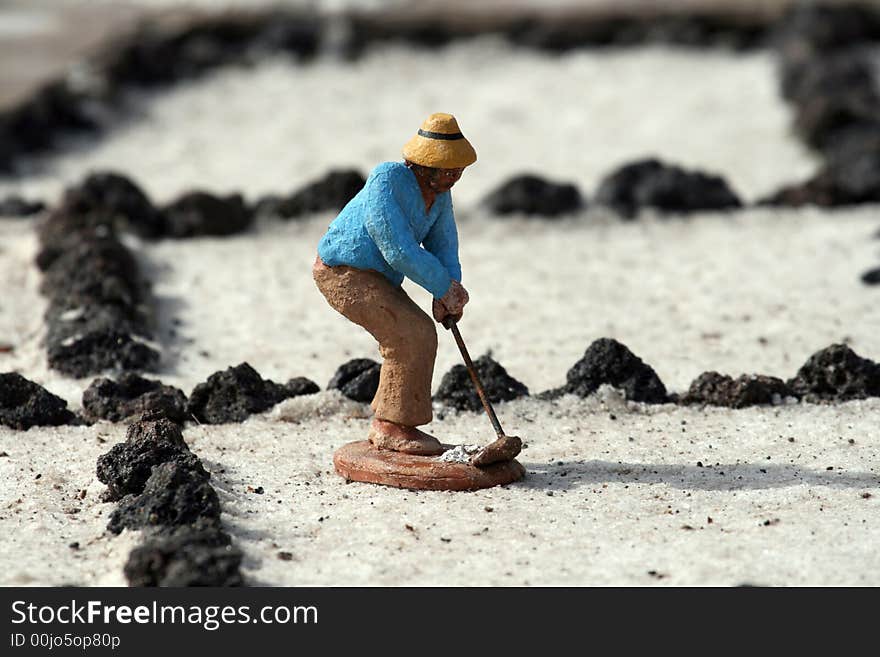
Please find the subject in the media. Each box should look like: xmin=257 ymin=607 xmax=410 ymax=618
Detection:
xmin=418 ymin=129 xmax=465 ymax=141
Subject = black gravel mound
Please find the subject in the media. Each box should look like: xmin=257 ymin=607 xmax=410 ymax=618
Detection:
xmin=124 ymin=521 xmax=243 ymax=587
xmin=759 ymin=118 xmax=880 ymax=206
xmin=0 ymin=195 xmax=45 ymax=216
xmin=503 ymin=13 xmax=767 ymax=52
xmin=48 ymin=331 xmax=160 ymax=379
xmin=680 ymin=371 xmax=792 ymax=408
xmin=482 ymin=174 xmax=584 ymax=217
xmin=161 ymin=191 xmax=252 ymax=238
xmin=595 ymin=159 xmax=742 ymax=218
xmin=350 ymin=12 xmax=768 ymax=55
xmin=64 ymin=172 xmax=165 ymax=238
xmin=284 ymin=376 xmax=320 ymax=397
xmin=85 ymin=373 xmax=187 ymax=424
xmin=99 ymin=410 xmax=243 ymax=586
xmin=434 ymin=354 xmax=529 ymax=411
xmin=769 ymin=4 xmax=880 ymax=209
xmin=862 ymin=266 xmax=880 ymax=285
xmin=543 ymin=338 xmax=668 ymax=403
xmin=108 ymin=460 xmax=220 ymax=534
xmin=327 ymin=358 xmax=381 ymax=403
xmin=774 ymin=3 xmax=880 ymax=54
xmin=35 ymin=201 xmax=107 ymax=272
xmin=759 ymin=152 xmax=880 ymax=207
xmin=257 ymin=169 xmax=366 ymax=219
xmin=39 ymin=235 xmax=144 ymax=312
xmin=780 ymin=49 xmax=878 ymax=106
xmin=187 ymin=362 xmax=293 ymax=424
xmin=787 ymin=343 xmax=880 ymax=402
xmin=789 ymin=68 xmax=880 ymax=152
xmin=99 ymin=13 xmax=321 ymax=88
xmin=97 ymin=417 xmax=206 ymax=503
xmin=36 ymin=188 xmax=160 ymax=378
xmin=0 ymin=13 xmax=321 ymax=172
xmin=0 ymin=79 xmax=101 ymax=173
xmin=0 ymin=372 xmax=76 ymax=430
xmin=774 ymin=3 xmax=880 ymax=149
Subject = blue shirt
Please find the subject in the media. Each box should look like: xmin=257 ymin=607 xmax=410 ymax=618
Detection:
xmin=317 ymin=161 xmax=461 ymax=299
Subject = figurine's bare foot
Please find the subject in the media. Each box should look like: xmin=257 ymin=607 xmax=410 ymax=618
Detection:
xmin=368 ymin=418 xmax=445 ymax=456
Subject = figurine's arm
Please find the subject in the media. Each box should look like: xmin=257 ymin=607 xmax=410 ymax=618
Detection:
xmin=422 ymin=195 xmax=462 ymax=283
xmin=364 ymin=172 xmax=452 ymax=298
xmin=425 ymin=196 xmax=468 ymax=324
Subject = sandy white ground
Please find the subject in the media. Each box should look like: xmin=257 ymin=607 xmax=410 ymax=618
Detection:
xmin=1 ymin=43 xmax=879 ymax=586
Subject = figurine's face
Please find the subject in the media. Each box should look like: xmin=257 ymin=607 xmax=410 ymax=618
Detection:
xmin=427 ymin=167 xmax=464 ymax=193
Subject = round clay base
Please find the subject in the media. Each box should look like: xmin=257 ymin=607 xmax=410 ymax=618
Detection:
xmin=333 ymin=440 xmax=526 ymax=491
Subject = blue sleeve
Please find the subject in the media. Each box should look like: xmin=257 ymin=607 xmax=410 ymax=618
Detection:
xmin=422 ymin=194 xmax=462 ymax=283
xmin=364 ymin=171 xmax=453 ymax=298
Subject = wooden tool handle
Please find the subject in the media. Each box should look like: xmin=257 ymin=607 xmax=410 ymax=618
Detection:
xmin=444 ymin=318 xmax=505 ymax=439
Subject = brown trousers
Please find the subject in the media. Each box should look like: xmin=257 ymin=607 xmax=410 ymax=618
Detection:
xmin=313 ymin=256 xmax=437 ymax=426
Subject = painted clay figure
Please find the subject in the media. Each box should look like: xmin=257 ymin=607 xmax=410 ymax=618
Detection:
xmin=313 ymin=113 xmax=476 ymax=456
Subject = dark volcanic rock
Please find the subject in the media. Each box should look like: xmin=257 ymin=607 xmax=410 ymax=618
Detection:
xmin=680 ymin=371 xmax=791 ymax=408
xmin=35 ymin=209 xmax=111 ymax=273
xmin=47 ymin=330 xmax=160 ymax=378
xmin=35 ymin=197 xmax=149 ymax=281
xmin=284 ymin=376 xmax=320 ymax=397
xmin=780 ymin=50 xmax=878 ymax=106
xmin=793 ymin=88 xmax=880 ymax=151
xmin=434 ymin=354 xmax=529 ymax=411
xmin=124 ymin=521 xmax=243 ymax=587
xmin=83 ymin=373 xmax=187 ymax=424
xmin=97 ymin=412 xmax=205 ymax=501
xmin=780 ymin=51 xmax=880 ymax=154
xmin=271 ymin=169 xmax=365 ymax=218
xmin=249 ymin=13 xmax=322 ymax=58
xmin=187 ymin=362 xmax=289 ymax=424
xmin=823 ymin=122 xmax=880 ymax=169
xmin=1 ymin=14 xmax=322 ymax=170
xmin=250 ymin=194 xmax=284 ymax=218
xmin=44 ymin=302 xmax=146 ymax=348
xmin=64 ymin=172 xmax=165 ymax=238
xmin=0 ymin=79 xmax=99 ymax=172
xmin=108 ymin=461 xmax=219 ymax=534
xmin=544 ymin=338 xmax=668 ymax=403
xmin=862 ymin=266 xmax=880 ymax=285
xmin=327 ymin=358 xmax=381 ymax=403
xmin=482 ymin=174 xmax=583 ymax=217
xmin=161 ymin=191 xmax=252 ymax=237
xmin=0 ymin=195 xmax=45 ymax=217
xmin=102 ymin=14 xmax=321 ymax=88
xmin=34 ymin=190 xmax=160 ymax=379
xmin=774 ymin=3 xmax=880 ymax=54
xmin=505 ymin=14 xmax=765 ymax=51
xmin=0 ymin=372 xmax=75 ymax=430
xmin=787 ymin=344 xmax=880 ymax=402
xmin=39 ymin=235 xmax=145 ymax=309
xmin=760 ymin=144 xmax=880 ymax=207
xmin=595 ymin=159 xmax=742 ymax=218
xmin=773 ymin=2 xmax=880 ymax=192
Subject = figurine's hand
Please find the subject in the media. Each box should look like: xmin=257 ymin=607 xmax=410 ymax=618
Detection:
xmin=433 ymin=298 xmax=463 ymax=325
xmin=433 ymin=280 xmax=469 ymax=325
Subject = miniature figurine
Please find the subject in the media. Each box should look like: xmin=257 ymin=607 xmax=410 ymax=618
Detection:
xmin=315 ymin=113 xmax=524 ymax=490
xmin=313 ymin=113 xmax=475 ymax=455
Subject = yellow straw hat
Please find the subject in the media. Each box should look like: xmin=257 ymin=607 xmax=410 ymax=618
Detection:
xmin=402 ymin=113 xmax=477 ymax=169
